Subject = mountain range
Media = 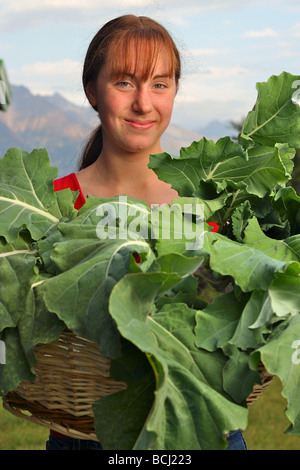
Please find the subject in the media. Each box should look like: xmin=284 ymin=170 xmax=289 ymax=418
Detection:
xmin=0 ymin=84 xmax=233 ymax=177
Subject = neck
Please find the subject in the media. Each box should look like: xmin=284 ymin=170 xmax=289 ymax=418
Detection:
xmin=94 ymin=145 xmax=162 ymax=189
xmin=76 ymin=140 xmax=178 ymax=206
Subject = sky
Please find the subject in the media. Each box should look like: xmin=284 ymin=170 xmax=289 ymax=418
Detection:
xmin=1 ymin=0 xmax=300 ymax=131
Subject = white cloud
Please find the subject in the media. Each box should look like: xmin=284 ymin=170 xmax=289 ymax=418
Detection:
xmin=187 ymin=48 xmax=220 ymax=57
xmin=2 ymin=0 xmax=152 ymax=13
xmin=21 ymin=59 xmax=82 ymax=78
xmin=177 ymin=70 xmax=256 ymax=108
xmin=11 ymin=59 xmax=86 ymax=106
xmin=2 ymin=0 xmax=254 ymax=15
xmin=243 ymin=28 xmax=279 ymax=38
xmin=291 ymin=22 xmax=300 ymax=37
xmin=0 ymin=0 xmax=153 ymax=31
xmin=0 ymin=0 xmax=279 ymax=31
xmin=197 ymin=65 xmax=250 ymax=79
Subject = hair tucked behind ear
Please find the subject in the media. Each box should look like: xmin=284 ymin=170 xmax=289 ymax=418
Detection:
xmin=78 ymin=14 xmax=181 ymax=171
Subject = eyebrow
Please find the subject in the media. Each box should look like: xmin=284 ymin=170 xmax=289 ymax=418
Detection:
xmin=153 ymin=74 xmax=172 ymax=79
xmin=119 ymin=72 xmax=171 ymax=80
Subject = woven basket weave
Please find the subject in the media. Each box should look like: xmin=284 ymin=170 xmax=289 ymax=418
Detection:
xmin=3 ymin=329 xmax=273 ymax=441
xmin=3 ymin=330 xmax=126 ymax=441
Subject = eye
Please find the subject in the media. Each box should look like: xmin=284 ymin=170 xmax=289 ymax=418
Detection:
xmin=154 ymin=83 xmax=167 ymax=89
xmin=116 ymin=80 xmax=132 ymax=88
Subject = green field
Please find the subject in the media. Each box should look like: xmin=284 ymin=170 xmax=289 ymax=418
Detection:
xmin=0 ymin=377 xmax=299 ymax=450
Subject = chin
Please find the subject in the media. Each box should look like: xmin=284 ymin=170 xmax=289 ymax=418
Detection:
xmin=124 ymin=140 xmax=161 ymax=154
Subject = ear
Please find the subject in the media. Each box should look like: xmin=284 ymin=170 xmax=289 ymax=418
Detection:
xmin=85 ymin=81 xmax=97 ymax=108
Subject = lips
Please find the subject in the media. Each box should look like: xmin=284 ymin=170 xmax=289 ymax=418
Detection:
xmin=125 ymin=119 xmax=156 ymax=130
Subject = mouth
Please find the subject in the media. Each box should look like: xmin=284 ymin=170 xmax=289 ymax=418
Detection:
xmin=125 ymin=119 xmax=156 ymax=130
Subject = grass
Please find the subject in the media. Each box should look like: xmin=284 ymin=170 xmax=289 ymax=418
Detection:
xmin=244 ymin=377 xmax=300 ymax=450
xmin=0 ymin=377 xmax=299 ymax=450
xmin=0 ymin=405 xmax=49 ymax=450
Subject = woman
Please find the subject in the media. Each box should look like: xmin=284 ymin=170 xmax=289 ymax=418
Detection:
xmin=55 ymin=14 xmax=180 ymax=211
xmin=48 ymin=14 xmax=246 ymax=451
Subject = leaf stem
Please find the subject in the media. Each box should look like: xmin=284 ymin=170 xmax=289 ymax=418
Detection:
xmin=0 ymin=249 xmax=37 ymax=258
xmin=0 ymin=196 xmax=59 ymax=223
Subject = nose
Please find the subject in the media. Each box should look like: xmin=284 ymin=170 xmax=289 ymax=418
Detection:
xmin=132 ymin=86 xmax=153 ymax=114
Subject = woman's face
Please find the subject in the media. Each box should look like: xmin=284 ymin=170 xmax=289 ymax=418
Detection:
xmin=86 ymin=45 xmax=177 ymax=156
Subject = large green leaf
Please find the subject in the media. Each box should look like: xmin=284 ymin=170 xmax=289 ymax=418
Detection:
xmin=41 ymin=233 xmax=155 ymax=359
xmin=148 ymin=137 xmax=245 ymax=196
xmin=149 ymin=137 xmax=289 ymax=199
xmin=229 ymin=290 xmax=272 ymax=350
xmin=241 ymin=72 xmax=300 ymax=148
xmin=0 ymin=328 xmax=35 ymax=395
xmin=0 ymin=248 xmax=37 ymax=333
xmin=0 ymin=271 xmax=64 ymax=395
xmin=222 ymin=345 xmax=261 ymax=404
xmin=93 ymin=339 xmax=156 ymax=450
xmin=0 ymin=148 xmax=75 ymax=242
xmin=106 ymin=273 xmax=248 ymax=450
xmin=208 ymin=233 xmax=300 ymax=292
xmin=268 ymin=272 xmax=300 ymax=316
xmin=259 ymin=315 xmax=300 ymax=435
xmin=195 ymin=291 xmax=249 ymax=351
xmin=243 ymin=217 xmax=300 ymax=262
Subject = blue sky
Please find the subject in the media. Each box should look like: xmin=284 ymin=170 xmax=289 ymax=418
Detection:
xmin=1 ymin=0 xmax=300 ymax=130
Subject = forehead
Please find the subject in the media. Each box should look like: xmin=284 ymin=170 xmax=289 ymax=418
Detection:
xmin=105 ymin=38 xmax=175 ymax=80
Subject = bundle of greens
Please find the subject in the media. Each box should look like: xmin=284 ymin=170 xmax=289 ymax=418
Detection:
xmin=0 ymin=72 xmax=300 ymax=450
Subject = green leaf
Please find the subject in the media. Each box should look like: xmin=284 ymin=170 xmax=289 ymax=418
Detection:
xmin=231 ymin=200 xmax=254 ymax=242
xmin=268 ymin=272 xmax=300 ymax=316
xmin=151 ymin=252 xmax=205 ymax=278
xmin=230 ymin=290 xmax=273 ymax=350
xmin=241 ymin=72 xmax=300 ymax=148
xmin=222 ymin=345 xmax=261 ymax=404
xmin=107 ymin=273 xmax=248 ymax=450
xmin=41 ymin=233 xmax=156 ymax=359
xmin=148 ymin=137 xmax=246 ymax=196
xmin=93 ymin=339 xmax=156 ymax=450
xmin=208 ymin=234 xmax=300 ymax=292
xmin=0 ymin=249 xmax=37 ymax=333
xmin=149 ymin=137 xmax=289 ymax=199
xmin=195 ymin=291 xmax=248 ymax=351
xmin=0 ymin=328 xmax=35 ymax=395
xmin=0 ymin=289 xmax=64 ymax=396
xmin=148 ymin=198 xmax=205 ymax=256
xmin=243 ymin=217 xmax=300 ymax=262
xmin=0 ymin=148 xmax=62 ymax=242
xmin=259 ymin=315 xmax=300 ymax=436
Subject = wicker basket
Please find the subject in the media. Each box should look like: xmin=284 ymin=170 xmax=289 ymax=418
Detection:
xmin=246 ymin=363 xmax=274 ymax=407
xmin=2 ymin=329 xmax=273 ymax=441
xmin=3 ymin=330 xmax=127 ymax=441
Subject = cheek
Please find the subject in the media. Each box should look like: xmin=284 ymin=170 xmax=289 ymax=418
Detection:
xmin=97 ymin=89 xmax=121 ymax=115
xmin=159 ymin=96 xmax=175 ymax=121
